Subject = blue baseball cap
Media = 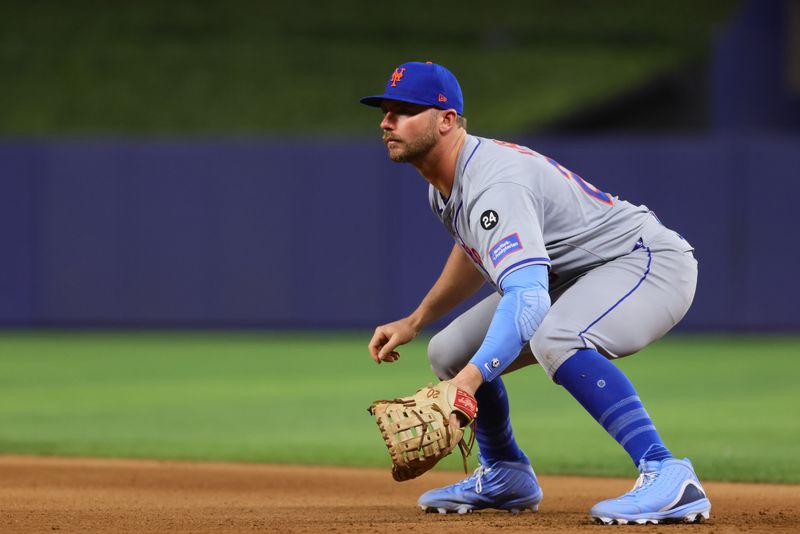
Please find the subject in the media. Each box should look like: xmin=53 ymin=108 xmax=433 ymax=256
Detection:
xmin=360 ymin=61 xmax=464 ymax=115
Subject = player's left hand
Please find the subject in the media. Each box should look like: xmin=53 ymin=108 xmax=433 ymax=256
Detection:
xmin=367 ymin=381 xmax=478 ymax=481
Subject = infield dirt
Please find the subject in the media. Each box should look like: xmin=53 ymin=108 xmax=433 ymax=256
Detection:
xmin=0 ymin=456 xmax=796 ymax=533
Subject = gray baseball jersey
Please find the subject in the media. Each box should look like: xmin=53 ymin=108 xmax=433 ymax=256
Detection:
xmin=429 ymin=135 xmax=679 ymax=293
xmin=426 ymin=134 xmax=697 ymax=379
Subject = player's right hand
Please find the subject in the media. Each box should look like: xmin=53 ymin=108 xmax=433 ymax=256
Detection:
xmin=368 ymin=318 xmax=418 ymax=364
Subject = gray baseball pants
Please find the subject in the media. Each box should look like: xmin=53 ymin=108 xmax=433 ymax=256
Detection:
xmin=428 ymin=221 xmax=698 ymax=381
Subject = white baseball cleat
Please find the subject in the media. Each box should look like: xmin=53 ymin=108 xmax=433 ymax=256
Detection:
xmin=590 ymin=457 xmax=711 ymax=525
xmin=418 ymin=454 xmax=543 ymax=514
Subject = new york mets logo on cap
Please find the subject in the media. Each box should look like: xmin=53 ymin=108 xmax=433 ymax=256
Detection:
xmin=359 ymin=61 xmax=465 ymax=115
xmin=390 ymin=67 xmax=406 ymax=87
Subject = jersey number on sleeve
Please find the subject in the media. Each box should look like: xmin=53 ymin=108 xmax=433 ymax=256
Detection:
xmin=492 ymin=140 xmax=613 ymax=206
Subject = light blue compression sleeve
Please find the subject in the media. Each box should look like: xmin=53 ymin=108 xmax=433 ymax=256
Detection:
xmin=469 ymin=264 xmax=551 ymax=382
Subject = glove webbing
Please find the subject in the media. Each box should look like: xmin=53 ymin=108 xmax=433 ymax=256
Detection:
xmin=409 ymin=401 xmax=476 ymax=474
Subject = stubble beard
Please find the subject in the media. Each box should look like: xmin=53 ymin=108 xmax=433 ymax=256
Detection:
xmin=384 ymin=123 xmax=438 ymax=163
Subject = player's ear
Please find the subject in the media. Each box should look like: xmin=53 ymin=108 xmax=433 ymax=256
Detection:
xmin=438 ymin=109 xmax=458 ymax=134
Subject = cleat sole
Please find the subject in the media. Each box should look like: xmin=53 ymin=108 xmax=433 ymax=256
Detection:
xmin=422 ymin=502 xmax=539 ymax=515
xmin=419 ymin=496 xmax=542 ymax=515
xmin=591 ymin=506 xmax=710 ymax=525
xmin=683 ymin=509 xmax=710 ymax=523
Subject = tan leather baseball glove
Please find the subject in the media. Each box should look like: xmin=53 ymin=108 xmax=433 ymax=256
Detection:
xmin=367 ymin=381 xmax=478 ymax=481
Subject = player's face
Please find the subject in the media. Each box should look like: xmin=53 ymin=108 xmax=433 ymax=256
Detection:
xmin=379 ymin=100 xmax=439 ymax=163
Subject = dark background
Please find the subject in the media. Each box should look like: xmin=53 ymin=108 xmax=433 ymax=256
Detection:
xmin=1 ymin=0 xmax=798 ymax=331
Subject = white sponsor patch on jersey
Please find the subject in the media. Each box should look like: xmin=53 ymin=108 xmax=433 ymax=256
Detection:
xmin=489 ymin=233 xmax=523 ymax=266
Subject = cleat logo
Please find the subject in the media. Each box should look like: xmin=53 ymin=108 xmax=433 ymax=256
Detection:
xmin=390 ymin=67 xmax=407 ymax=87
xmin=666 ymin=481 xmax=706 ymax=510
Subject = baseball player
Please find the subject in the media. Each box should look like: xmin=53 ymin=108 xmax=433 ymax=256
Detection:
xmin=361 ymin=61 xmax=711 ymax=524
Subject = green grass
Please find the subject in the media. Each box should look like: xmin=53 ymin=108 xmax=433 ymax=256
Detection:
xmin=0 ymin=331 xmax=796 ymax=483
xmin=0 ymin=0 xmax=736 ymax=133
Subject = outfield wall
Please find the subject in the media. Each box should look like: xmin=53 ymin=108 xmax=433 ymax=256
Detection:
xmin=2 ymin=136 xmax=798 ymax=330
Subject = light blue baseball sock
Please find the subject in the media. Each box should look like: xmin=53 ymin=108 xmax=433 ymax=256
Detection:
xmin=473 ymin=377 xmax=527 ymax=463
xmin=554 ymin=349 xmax=672 ymax=465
